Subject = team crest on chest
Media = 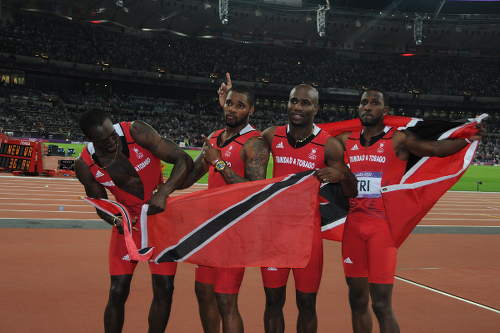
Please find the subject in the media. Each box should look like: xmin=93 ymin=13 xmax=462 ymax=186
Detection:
xmin=377 ymin=143 xmax=385 ymax=153
xmin=133 ymin=147 xmax=144 ymax=159
xmin=308 ymin=148 xmax=318 ymax=160
xmin=224 ymin=145 xmax=233 ymax=158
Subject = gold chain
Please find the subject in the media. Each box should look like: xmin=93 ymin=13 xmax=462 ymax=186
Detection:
xmin=101 ymin=142 xmax=119 ymax=169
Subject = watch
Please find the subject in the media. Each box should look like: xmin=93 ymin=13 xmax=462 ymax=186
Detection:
xmin=213 ymin=159 xmax=227 ymax=172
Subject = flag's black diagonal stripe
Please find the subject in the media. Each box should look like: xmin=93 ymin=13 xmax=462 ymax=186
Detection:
xmin=156 ymin=171 xmax=314 ymax=263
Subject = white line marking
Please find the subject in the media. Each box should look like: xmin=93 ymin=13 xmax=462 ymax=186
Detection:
xmin=0 ymin=209 xmax=96 ymax=213
xmin=0 ymin=203 xmax=89 ymax=207
xmin=0 ymin=218 xmax=99 ymax=221
xmin=0 ymin=198 xmax=84 ymax=202
xmin=422 ymin=218 xmax=499 ymax=221
xmin=418 ymin=225 xmax=500 ymax=228
xmin=395 ymin=276 xmax=500 ymax=314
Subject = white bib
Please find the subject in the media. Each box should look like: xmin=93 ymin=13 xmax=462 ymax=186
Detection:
xmin=355 ymin=171 xmax=382 ymax=198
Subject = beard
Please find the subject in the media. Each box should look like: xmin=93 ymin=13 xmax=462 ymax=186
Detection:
xmin=360 ymin=114 xmax=383 ymax=127
xmin=225 ymin=115 xmax=249 ymax=128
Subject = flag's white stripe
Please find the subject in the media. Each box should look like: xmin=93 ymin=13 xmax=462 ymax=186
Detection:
xmin=140 ymin=204 xmax=149 ymax=249
xmin=321 ymin=217 xmax=346 ymax=232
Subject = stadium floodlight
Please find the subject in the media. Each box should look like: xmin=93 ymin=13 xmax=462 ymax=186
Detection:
xmin=219 ymin=0 xmax=229 ymax=25
xmin=414 ymin=15 xmax=423 ymax=46
xmin=316 ymin=0 xmax=330 ymax=37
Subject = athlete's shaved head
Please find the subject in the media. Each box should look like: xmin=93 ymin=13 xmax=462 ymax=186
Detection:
xmin=79 ymin=109 xmax=111 ymax=137
xmin=291 ymin=84 xmax=319 ymax=106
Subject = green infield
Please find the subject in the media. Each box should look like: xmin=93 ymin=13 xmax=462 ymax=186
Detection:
xmin=450 ymin=165 xmax=500 ymax=192
xmin=45 ymin=144 xmax=498 ymax=192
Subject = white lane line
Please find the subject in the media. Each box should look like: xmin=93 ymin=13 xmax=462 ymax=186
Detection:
xmin=395 ymin=276 xmax=500 ymax=314
xmin=427 ymin=213 xmax=500 ymax=216
xmin=0 ymin=189 xmax=85 ymax=194
xmin=0 ymin=198 xmax=84 ymax=202
xmin=418 ymin=225 xmax=500 ymax=228
xmin=422 ymin=218 xmax=499 ymax=221
xmin=0 ymin=203 xmax=89 ymax=207
xmin=0 ymin=218 xmax=99 ymax=221
xmin=0 ymin=209 xmax=96 ymax=213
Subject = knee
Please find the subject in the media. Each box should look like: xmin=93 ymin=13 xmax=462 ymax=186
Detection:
xmin=215 ymin=294 xmax=238 ymax=316
xmin=152 ymin=275 xmax=174 ymax=301
xmin=371 ymin=299 xmax=392 ymax=316
xmin=264 ymin=287 xmax=286 ymax=310
xmin=296 ymin=292 xmax=317 ymax=315
xmin=109 ymin=281 xmax=130 ymax=304
xmin=195 ymin=282 xmax=216 ymax=304
xmin=348 ymin=289 xmax=369 ymax=313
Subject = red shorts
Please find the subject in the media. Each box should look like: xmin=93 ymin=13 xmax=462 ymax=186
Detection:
xmin=342 ymin=210 xmax=397 ymax=284
xmin=109 ymin=225 xmax=177 ymax=276
xmin=195 ymin=266 xmax=245 ymax=294
xmin=260 ymin=233 xmax=323 ymax=293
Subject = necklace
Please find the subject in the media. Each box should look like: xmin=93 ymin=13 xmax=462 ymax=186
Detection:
xmin=100 ymin=142 xmax=119 ymax=169
xmin=295 ymin=133 xmax=313 ymax=144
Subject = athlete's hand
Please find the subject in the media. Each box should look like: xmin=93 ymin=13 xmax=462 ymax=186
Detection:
xmin=202 ymin=136 xmax=221 ymax=165
xmin=315 ymin=166 xmax=344 ymax=183
xmin=110 ymin=216 xmax=125 ymax=234
xmin=469 ymin=123 xmax=485 ymax=141
xmin=147 ymin=190 xmax=168 ymax=215
xmin=217 ymin=72 xmax=232 ymax=108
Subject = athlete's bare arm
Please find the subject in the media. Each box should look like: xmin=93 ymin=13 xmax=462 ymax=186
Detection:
xmin=75 ymin=158 xmax=123 ymax=229
xmin=130 ymin=120 xmax=193 ymax=214
xmin=178 ymin=134 xmax=214 ymax=189
xmin=203 ymin=135 xmax=270 ymax=184
xmin=316 ymin=136 xmax=358 ymax=197
xmin=393 ymin=130 xmax=476 ymax=159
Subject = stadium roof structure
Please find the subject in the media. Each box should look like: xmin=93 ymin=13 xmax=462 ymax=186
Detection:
xmin=4 ymin=0 xmax=500 ymax=54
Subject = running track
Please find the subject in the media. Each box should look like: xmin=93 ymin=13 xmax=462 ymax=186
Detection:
xmin=1 ymin=175 xmax=499 ymax=332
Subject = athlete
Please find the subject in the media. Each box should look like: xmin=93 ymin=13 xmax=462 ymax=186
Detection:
xmin=75 ymin=110 xmax=192 ymax=333
xmin=180 ymin=81 xmax=269 ymax=333
xmin=337 ymin=88 xmax=482 ymax=333
xmin=259 ymin=84 xmax=357 ymax=333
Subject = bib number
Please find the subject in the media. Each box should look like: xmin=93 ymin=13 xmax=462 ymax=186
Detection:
xmin=355 ymin=172 xmax=382 ymax=198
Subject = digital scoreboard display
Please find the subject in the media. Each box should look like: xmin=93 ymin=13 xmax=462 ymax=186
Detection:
xmin=0 ymin=142 xmax=34 ymax=171
xmin=0 ymin=143 xmax=33 ymax=157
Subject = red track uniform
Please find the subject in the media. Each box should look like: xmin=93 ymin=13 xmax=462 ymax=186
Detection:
xmin=81 ymin=121 xmax=176 ymax=276
xmin=260 ymin=125 xmax=328 ymax=293
xmin=195 ymin=124 xmax=260 ymax=294
xmin=342 ymin=127 xmax=407 ymax=283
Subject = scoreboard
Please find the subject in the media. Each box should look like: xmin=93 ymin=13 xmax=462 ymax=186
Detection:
xmin=0 ymin=139 xmax=42 ymax=173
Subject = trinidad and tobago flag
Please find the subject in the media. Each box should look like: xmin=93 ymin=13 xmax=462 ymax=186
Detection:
xmin=86 ymin=171 xmax=321 ymax=268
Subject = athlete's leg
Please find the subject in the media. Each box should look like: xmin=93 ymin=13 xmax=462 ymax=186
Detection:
xmin=342 ymin=215 xmax=371 ymax=333
xmin=296 ymin=290 xmax=317 ymax=333
xmin=214 ymin=268 xmax=245 ymax=333
xmin=263 ymin=285 xmax=287 ymax=333
xmin=346 ymin=277 xmax=372 ymax=333
xmin=195 ymin=266 xmax=221 ymax=333
xmin=366 ymin=219 xmax=399 ymax=333
xmin=293 ymin=232 xmax=323 ymax=333
xmin=148 ymin=274 xmax=175 ymax=333
xmin=105 ymin=275 xmax=133 ymax=333
xmin=215 ymin=293 xmax=243 ymax=333
xmin=369 ymin=283 xmax=399 ymax=333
